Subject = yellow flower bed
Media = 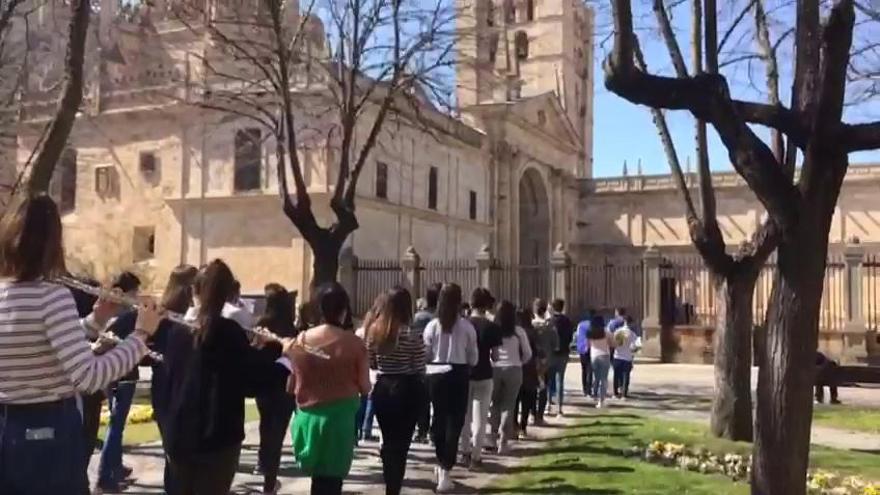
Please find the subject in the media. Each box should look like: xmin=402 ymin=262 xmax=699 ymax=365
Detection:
xmin=633 ymin=441 xmax=879 ymax=495
xmin=99 ymin=405 xmax=155 ymax=427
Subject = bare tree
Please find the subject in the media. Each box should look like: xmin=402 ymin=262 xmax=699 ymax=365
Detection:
xmin=175 ymin=0 xmax=460 ymax=289
xmin=605 ymin=0 xmax=880 ymax=493
xmin=21 ymin=0 xmax=91 ymax=194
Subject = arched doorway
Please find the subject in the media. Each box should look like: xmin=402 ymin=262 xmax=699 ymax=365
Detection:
xmin=518 ymin=168 xmax=550 ymax=303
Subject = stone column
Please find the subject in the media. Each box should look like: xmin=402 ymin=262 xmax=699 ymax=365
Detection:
xmin=338 ymin=245 xmax=358 ymax=309
xmin=550 ymin=243 xmax=571 ymax=304
xmin=641 ymin=245 xmax=663 ymax=359
xmin=476 ymin=244 xmax=493 ymax=293
xmin=402 ymin=246 xmax=422 ymax=303
xmin=843 ymin=239 xmax=868 ymax=363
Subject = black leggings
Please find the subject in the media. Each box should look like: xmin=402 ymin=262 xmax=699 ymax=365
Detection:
xmin=517 ymin=387 xmax=538 ymax=435
xmin=427 ymin=365 xmax=470 ymax=470
xmin=311 ymin=476 xmax=343 ymax=495
xmin=257 ymin=390 xmax=296 ymax=492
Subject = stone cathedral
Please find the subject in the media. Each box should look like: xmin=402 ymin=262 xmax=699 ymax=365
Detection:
xmin=12 ymin=0 xmax=594 ymax=296
xmin=8 ymin=0 xmax=880 ymax=303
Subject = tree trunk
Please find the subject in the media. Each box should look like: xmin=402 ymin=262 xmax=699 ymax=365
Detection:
xmin=751 ymin=219 xmax=833 ymax=495
xmin=27 ymin=0 xmax=90 ymax=194
xmin=710 ymin=272 xmax=755 ymax=442
xmin=308 ymin=234 xmax=342 ymax=292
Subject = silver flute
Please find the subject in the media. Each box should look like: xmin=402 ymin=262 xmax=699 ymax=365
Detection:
xmin=55 ymin=276 xmax=329 ymax=360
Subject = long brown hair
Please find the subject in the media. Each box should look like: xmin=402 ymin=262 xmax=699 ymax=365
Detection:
xmin=364 ymin=286 xmax=412 ymax=353
xmin=195 ymin=259 xmax=237 ymax=345
xmin=0 ymin=194 xmax=66 ymax=281
xmin=259 ymin=283 xmax=297 ymax=338
xmin=161 ymin=264 xmax=198 ymax=314
xmin=437 ymin=283 xmax=462 ymax=333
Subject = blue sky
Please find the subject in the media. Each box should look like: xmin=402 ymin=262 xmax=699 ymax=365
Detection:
xmin=589 ymin=1 xmax=880 ymax=178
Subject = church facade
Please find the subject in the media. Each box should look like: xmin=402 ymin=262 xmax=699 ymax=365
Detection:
xmin=14 ymin=0 xmax=594 ymax=296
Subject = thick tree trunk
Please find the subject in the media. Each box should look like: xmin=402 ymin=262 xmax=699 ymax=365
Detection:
xmin=710 ymin=272 xmax=755 ymax=442
xmin=308 ymin=234 xmax=342 ymax=292
xmin=752 ymin=238 xmax=825 ymax=494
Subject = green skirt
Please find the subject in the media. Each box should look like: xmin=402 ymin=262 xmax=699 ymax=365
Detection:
xmin=290 ymin=396 xmax=360 ymax=478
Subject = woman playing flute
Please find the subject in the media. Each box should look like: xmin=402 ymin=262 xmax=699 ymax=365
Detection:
xmin=0 ymin=194 xmax=162 ymax=495
xmin=160 ymin=259 xmax=293 ymax=494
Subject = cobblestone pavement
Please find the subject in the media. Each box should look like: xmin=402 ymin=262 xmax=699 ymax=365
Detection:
xmin=90 ymin=360 xmax=880 ymax=494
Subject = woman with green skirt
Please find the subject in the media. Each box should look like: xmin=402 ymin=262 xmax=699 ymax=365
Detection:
xmin=286 ymin=282 xmax=371 ymax=495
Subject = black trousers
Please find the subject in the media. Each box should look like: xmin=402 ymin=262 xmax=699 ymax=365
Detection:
xmin=516 ymin=387 xmax=538 ymax=435
xmin=427 ymin=365 xmax=470 ymax=470
xmin=579 ymin=352 xmax=593 ymax=395
xmin=816 ymin=361 xmax=840 ymax=403
xmin=257 ymin=390 xmax=297 ymax=492
xmin=373 ymin=374 xmax=427 ymax=495
xmin=416 ymin=388 xmax=431 ymax=439
xmin=536 ymin=368 xmax=553 ymax=420
xmin=167 ymin=446 xmax=240 ymax=495
xmin=311 ymin=476 xmax=343 ymax=495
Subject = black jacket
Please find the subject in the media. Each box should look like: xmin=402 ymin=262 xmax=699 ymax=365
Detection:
xmin=160 ymin=317 xmax=289 ymax=457
xmin=549 ymin=313 xmax=574 ymax=355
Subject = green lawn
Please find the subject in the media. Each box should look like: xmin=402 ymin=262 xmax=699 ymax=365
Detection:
xmin=813 ymin=405 xmax=880 ymax=434
xmin=98 ymin=403 xmax=260 ymax=446
xmin=487 ymin=411 xmax=880 ymax=495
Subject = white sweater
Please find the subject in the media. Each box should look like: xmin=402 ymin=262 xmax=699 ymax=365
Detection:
xmin=492 ymin=326 xmax=533 ymax=368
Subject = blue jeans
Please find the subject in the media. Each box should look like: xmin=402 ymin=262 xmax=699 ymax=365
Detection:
xmin=546 ymin=355 xmax=568 ymax=411
xmin=98 ymin=381 xmax=136 ymax=486
xmin=355 ymin=396 xmax=376 ymax=440
xmin=591 ymin=355 xmax=612 ymax=401
xmin=0 ymin=398 xmax=88 ymax=494
xmin=613 ymin=359 xmax=634 ymax=398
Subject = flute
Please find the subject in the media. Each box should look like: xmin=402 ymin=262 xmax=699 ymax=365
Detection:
xmin=95 ymin=331 xmax=165 ymax=363
xmin=56 ymin=276 xmax=330 ymax=360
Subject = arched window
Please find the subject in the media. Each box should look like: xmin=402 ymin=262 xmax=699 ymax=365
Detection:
xmin=488 ymin=32 xmax=499 ymax=63
xmin=526 ymin=0 xmax=535 ymax=21
xmin=505 ymin=0 xmax=516 ymax=23
xmin=486 ymin=1 xmax=495 ymax=26
xmin=515 ymin=31 xmax=529 ymax=60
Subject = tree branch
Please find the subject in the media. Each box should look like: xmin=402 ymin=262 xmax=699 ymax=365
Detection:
xmin=653 ymin=0 xmax=689 ymax=77
xmin=26 ymin=0 xmax=90 ymax=194
xmin=605 ymin=0 xmax=799 ymax=236
xmin=842 ymin=121 xmax=880 ymax=151
xmin=753 ymin=0 xmax=785 ymax=167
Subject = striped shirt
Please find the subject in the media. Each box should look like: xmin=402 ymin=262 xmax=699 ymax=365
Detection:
xmin=0 ymin=280 xmax=149 ymax=404
xmin=366 ymin=326 xmax=427 ymax=375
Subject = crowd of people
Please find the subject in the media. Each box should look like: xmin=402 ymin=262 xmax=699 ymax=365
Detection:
xmin=0 ymin=194 xmax=643 ymax=495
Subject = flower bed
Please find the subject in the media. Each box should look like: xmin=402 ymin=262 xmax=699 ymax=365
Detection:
xmin=99 ymin=405 xmax=155 ymax=427
xmin=627 ymin=441 xmax=879 ymax=495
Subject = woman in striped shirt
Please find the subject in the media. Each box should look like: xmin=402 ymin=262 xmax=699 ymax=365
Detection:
xmin=0 ymin=194 xmax=162 ymax=494
xmin=363 ymin=287 xmax=427 ymax=495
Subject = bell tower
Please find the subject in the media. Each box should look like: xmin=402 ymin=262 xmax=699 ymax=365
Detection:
xmin=456 ymin=0 xmax=594 ymax=176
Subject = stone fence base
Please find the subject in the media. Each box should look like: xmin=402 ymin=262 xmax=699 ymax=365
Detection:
xmin=641 ymin=325 xmax=879 ymax=365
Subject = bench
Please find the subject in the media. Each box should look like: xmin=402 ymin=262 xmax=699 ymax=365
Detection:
xmin=821 ymin=365 xmax=880 ymax=388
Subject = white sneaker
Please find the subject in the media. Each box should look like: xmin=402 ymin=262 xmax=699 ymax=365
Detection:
xmin=596 ymin=400 xmax=604 ymax=409
xmin=437 ymin=468 xmax=454 ymax=492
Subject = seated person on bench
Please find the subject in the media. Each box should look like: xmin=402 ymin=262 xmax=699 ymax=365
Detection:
xmin=815 ymin=352 xmax=841 ymax=405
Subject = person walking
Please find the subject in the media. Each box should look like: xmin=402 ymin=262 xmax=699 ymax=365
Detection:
xmin=611 ymin=317 xmax=639 ymax=400
xmin=412 ymin=283 xmax=442 ymax=444
xmin=532 ymin=300 xmax=558 ymax=422
xmin=0 ymin=194 xmax=161 ymax=495
xmin=97 ymin=271 xmax=144 ymax=492
xmin=515 ymin=308 xmax=540 ymax=438
xmin=287 ymin=282 xmax=371 ymax=495
xmin=423 ymin=283 xmax=478 ymax=493
xmin=363 ymin=287 xmax=428 ymax=495
xmin=575 ymin=309 xmax=596 ymax=397
xmin=547 ymin=299 xmax=573 ymax=416
xmin=151 ymin=264 xmax=199 ymax=495
xmin=162 ymin=260 xmax=291 ymax=494
xmin=588 ymin=314 xmax=612 ymax=408
xmin=254 ymin=283 xmax=299 ymax=494
xmin=458 ymin=287 xmax=502 ymax=469
xmin=488 ymin=301 xmax=532 ymax=454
